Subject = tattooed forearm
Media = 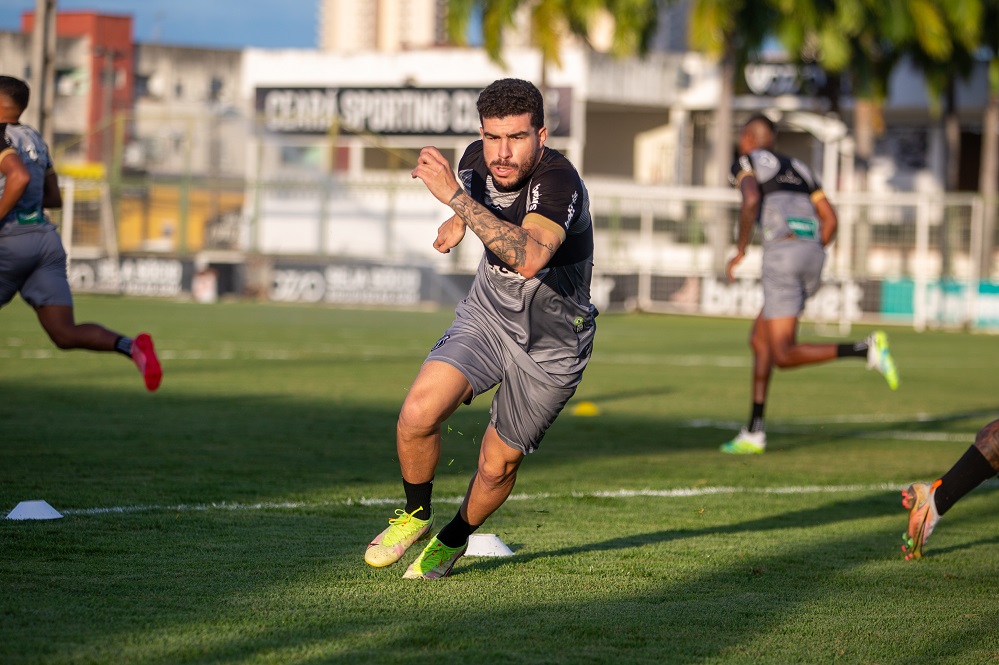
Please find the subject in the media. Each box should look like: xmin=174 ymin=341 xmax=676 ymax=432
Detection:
xmin=450 ymin=190 xmax=552 ymax=271
xmin=532 ymin=236 xmax=556 ymax=257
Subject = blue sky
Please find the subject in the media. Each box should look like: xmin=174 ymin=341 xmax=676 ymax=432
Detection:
xmin=0 ymin=0 xmax=317 ymax=49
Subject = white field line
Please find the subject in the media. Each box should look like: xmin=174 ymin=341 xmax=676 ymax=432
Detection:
xmin=3 ymin=345 xmax=988 ymax=371
xmin=0 ymin=347 xmax=418 ymax=361
xmin=685 ymin=418 xmax=975 ymax=442
xmin=60 ymin=483 xmax=907 ymax=517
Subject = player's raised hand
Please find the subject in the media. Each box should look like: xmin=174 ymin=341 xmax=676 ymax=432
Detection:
xmin=433 ymin=214 xmax=466 ymax=254
xmin=411 ymin=146 xmax=460 ymax=205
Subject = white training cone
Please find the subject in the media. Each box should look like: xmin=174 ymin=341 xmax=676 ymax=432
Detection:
xmin=465 ymin=533 xmax=514 ymax=557
xmin=5 ymin=500 xmax=63 ymax=520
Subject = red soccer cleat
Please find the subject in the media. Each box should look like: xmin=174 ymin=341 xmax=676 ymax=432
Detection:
xmin=132 ymin=333 xmax=162 ymax=392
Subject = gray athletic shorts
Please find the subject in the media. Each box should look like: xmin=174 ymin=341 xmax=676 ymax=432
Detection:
xmin=761 ymin=240 xmax=825 ymax=320
xmin=0 ymin=225 xmax=73 ymax=309
xmin=427 ymin=317 xmax=583 ymax=455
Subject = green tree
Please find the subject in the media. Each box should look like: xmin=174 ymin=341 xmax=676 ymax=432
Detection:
xmin=447 ymin=0 xmax=660 ymax=89
xmin=688 ymin=0 xmax=776 ymax=188
xmin=770 ymin=0 xmax=903 ymax=192
xmin=896 ymin=0 xmax=980 ymax=195
xmin=769 ymin=0 xmax=981 ymax=278
xmin=687 ymin=0 xmax=776 ymax=274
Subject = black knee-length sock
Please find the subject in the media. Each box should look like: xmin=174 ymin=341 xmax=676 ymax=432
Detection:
xmin=403 ymin=479 xmax=433 ymax=520
xmin=934 ymin=446 xmax=996 ymax=515
xmin=436 ymin=512 xmax=477 ymax=548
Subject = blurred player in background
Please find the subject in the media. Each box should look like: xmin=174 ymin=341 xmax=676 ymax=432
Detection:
xmin=364 ymin=78 xmax=596 ymax=579
xmin=721 ymin=114 xmax=897 ymax=454
xmin=0 ymin=75 xmax=161 ymax=391
xmin=902 ymin=418 xmax=999 ymax=560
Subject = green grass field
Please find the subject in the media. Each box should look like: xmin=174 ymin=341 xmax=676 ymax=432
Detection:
xmin=2 ymin=295 xmax=998 ymax=664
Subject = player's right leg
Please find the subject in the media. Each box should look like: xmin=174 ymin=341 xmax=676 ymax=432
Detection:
xmin=365 ymin=360 xmax=472 ymax=568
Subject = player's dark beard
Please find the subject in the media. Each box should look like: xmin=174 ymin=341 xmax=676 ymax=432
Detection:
xmin=489 ymin=146 xmax=540 ymax=192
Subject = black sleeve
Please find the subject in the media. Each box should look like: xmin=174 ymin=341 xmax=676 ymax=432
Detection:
xmin=526 ymin=163 xmax=585 ymax=233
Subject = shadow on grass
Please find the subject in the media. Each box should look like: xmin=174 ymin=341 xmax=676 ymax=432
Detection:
xmin=822 ymin=406 xmax=998 ymax=439
xmin=5 ymin=371 xmax=999 ymax=663
xmin=466 ymin=493 xmax=906 ymax=571
xmin=0 ymin=377 xmax=720 ymax=511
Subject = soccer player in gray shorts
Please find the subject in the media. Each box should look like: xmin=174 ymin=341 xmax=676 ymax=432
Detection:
xmin=363 ymin=78 xmax=596 ymax=579
xmin=0 ymin=75 xmax=162 ymax=391
xmin=721 ymin=114 xmax=899 ymax=454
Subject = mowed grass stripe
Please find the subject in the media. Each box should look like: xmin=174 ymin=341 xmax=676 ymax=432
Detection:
xmin=56 ymin=482 xmax=914 ymax=516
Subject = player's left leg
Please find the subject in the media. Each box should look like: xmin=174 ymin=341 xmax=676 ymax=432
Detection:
xmin=766 ymin=316 xmax=839 ymax=368
xmin=722 ymin=312 xmax=771 ymax=454
xmin=767 ymin=317 xmax=898 ymax=388
xmin=404 ymin=362 xmax=576 ymax=579
xmin=462 ymin=425 xmax=525 ymax=526
xmin=35 ymin=304 xmax=118 ymax=351
xmin=35 ymin=305 xmax=162 ymax=391
xmin=404 ymin=426 xmax=523 ymax=579
xmin=24 ymin=229 xmax=161 ymax=390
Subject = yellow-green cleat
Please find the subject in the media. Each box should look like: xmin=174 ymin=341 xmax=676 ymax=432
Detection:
xmin=364 ymin=507 xmax=433 ymax=568
xmin=402 ymin=536 xmax=468 ymax=579
xmin=867 ymin=331 xmax=899 ymax=390
xmin=720 ymin=428 xmax=766 ymax=455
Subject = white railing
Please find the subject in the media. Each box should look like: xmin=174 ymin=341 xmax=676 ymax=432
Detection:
xmin=62 ymin=173 xmax=999 ymax=330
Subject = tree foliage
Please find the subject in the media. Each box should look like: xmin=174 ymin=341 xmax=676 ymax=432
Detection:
xmin=447 ymin=0 xmax=661 ymax=70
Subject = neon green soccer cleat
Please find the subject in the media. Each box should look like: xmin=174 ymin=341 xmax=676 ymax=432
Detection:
xmin=402 ymin=536 xmax=468 ymax=579
xmin=720 ymin=428 xmax=766 ymax=455
xmin=901 ymin=480 xmax=941 ymax=561
xmin=364 ymin=507 xmax=433 ymax=568
xmin=867 ymin=331 xmax=899 ymax=390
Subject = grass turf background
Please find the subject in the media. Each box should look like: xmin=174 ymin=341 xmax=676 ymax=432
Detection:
xmin=2 ymin=295 xmax=998 ymax=664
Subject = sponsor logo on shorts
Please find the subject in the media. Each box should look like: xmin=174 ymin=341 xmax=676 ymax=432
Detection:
xmin=573 ymin=316 xmax=585 ymax=333
xmin=431 ymin=334 xmax=450 ymax=351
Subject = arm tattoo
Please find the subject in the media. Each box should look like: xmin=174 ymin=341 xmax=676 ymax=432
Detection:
xmin=450 ymin=190 xmax=554 ymax=270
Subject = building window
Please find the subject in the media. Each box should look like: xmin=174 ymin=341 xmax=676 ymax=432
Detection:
xmin=209 ymin=77 xmax=224 ymax=102
xmin=55 ymin=68 xmax=85 ymax=96
xmin=135 ymin=74 xmax=150 ymax=98
xmin=363 ymin=146 xmax=450 ymax=171
xmin=280 ymin=145 xmax=324 ymax=169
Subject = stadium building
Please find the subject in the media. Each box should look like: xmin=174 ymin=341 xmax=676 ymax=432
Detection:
xmin=0 ymin=6 xmax=995 ymax=328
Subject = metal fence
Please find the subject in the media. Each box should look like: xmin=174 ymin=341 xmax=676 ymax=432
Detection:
xmin=585 ymin=181 xmax=999 ymax=330
xmin=57 ymin=172 xmax=999 ymax=331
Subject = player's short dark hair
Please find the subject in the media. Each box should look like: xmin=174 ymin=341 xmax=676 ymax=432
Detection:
xmin=476 ymin=78 xmax=544 ymax=131
xmin=744 ymin=113 xmax=777 ymax=137
xmin=0 ymin=76 xmax=30 ymax=112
